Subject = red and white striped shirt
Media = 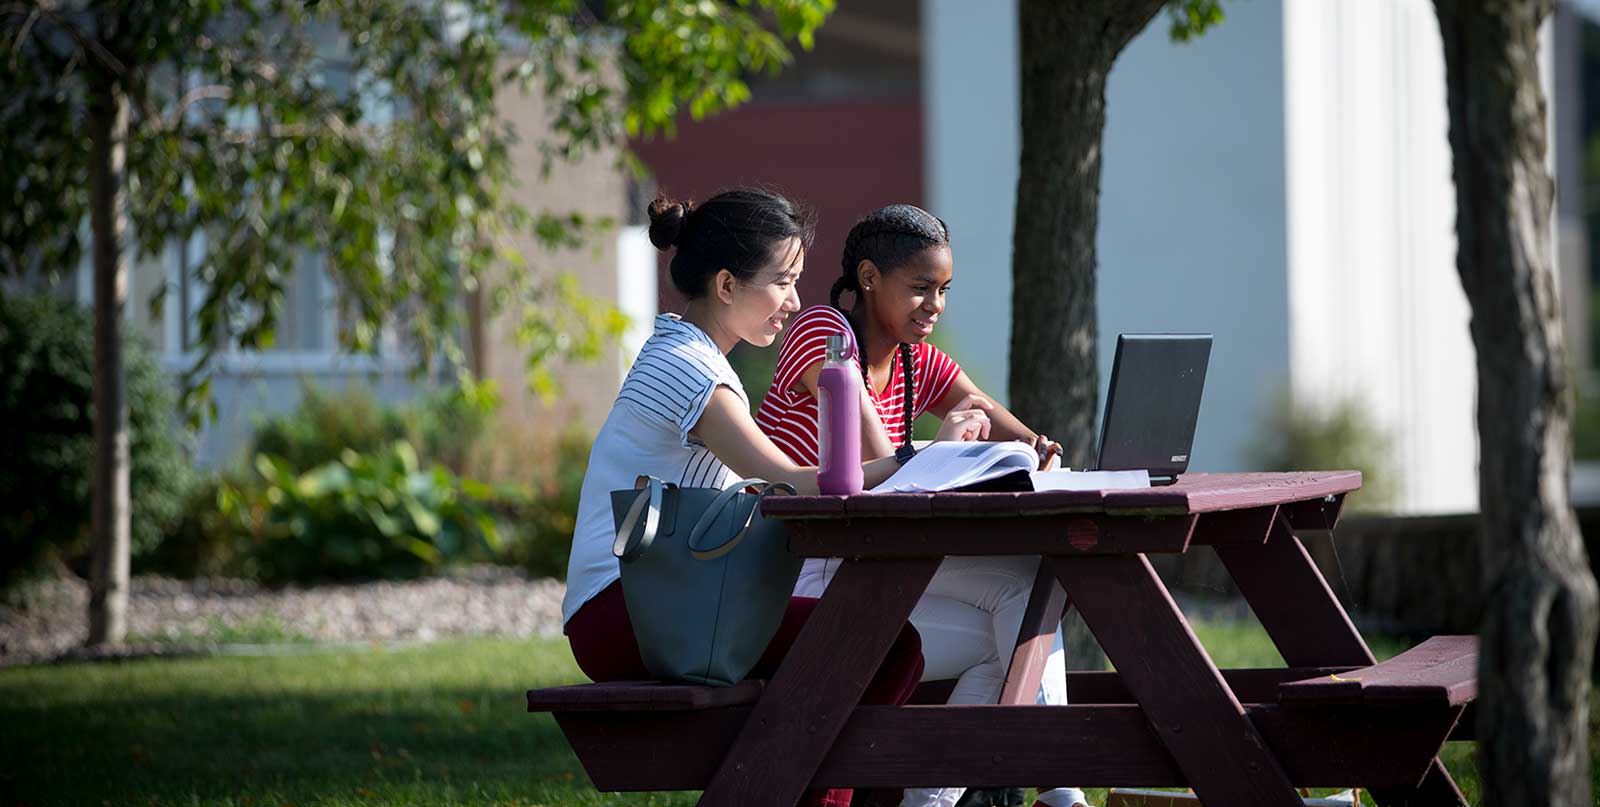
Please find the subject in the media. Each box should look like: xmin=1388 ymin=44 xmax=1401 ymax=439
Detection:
xmin=756 ymin=305 xmax=962 ymax=465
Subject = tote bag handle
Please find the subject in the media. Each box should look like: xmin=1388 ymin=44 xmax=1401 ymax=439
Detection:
xmin=613 ymin=476 xmax=669 ymax=561
xmin=687 ymin=478 xmax=797 ymax=561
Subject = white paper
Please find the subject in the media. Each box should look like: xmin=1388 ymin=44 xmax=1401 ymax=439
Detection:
xmin=1027 ymin=469 xmax=1151 ymax=491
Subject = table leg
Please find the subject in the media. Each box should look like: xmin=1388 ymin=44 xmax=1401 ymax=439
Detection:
xmin=697 ymin=557 xmax=941 ymax=807
xmin=999 ymin=563 xmax=1069 ymax=706
xmin=1049 ymin=553 xmax=1305 ymax=807
xmin=1216 ymin=512 xmax=1469 ymax=807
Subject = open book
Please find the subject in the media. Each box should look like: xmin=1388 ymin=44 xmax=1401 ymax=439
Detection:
xmin=871 ymin=441 xmax=1151 ymax=493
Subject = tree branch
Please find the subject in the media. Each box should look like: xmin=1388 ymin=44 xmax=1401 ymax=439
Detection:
xmin=164 ymin=84 xmax=232 ymax=127
xmin=11 ymin=4 xmax=127 ymax=76
xmin=6 ymin=6 xmax=39 ymax=66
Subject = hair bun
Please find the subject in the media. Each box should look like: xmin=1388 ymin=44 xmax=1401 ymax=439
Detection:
xmin=647 ymin=196 xmax=692 ymax=250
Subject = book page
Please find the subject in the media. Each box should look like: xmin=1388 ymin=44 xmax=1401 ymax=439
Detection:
xmin=870 ymin=441 xmax=1038 ymax=493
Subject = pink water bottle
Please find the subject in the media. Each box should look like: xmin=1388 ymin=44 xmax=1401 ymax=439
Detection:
xmin=816 ymin=334 xmax=864 ymax=495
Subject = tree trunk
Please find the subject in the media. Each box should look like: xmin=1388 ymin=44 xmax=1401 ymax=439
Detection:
xmin=1009 ymin=0 xmax=1168 ymax=469
xmin=87 ymin=71 xmax=131 ymax=647
xmin=1433 ymin=1 xmax=1600 ymax=804
xmin=1011 ymin=0 xmax=1168 ymax=673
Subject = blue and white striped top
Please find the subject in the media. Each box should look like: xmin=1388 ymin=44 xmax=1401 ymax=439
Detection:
xmin=561 ymin=314 xmax=749 ymax=626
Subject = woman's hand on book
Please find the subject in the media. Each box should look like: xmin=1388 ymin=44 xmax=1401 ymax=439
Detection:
xmin=936 ymin=397 xmax=994 ymax=442
xmin=1032 ymin=434 xmax=1064 ymax=471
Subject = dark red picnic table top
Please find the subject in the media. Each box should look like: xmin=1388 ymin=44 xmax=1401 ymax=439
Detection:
xmin=761 ymin=471 xmax=1365 ymax=518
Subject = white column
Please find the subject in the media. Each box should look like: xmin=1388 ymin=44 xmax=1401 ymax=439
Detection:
xmin=616 ymin=225 xmax=657 ymax=379
xmin=1284 ymin=0 xmax=1477 ymax=514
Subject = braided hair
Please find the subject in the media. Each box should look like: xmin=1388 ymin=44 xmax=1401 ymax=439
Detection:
xmin=832 ymin=204 xmax=951 ymax=447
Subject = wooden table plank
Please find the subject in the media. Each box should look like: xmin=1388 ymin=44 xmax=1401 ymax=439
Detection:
xmin=528 ymin=680 xmax=763 ymax=712
xmin=1190 ymin=505 xmax=1278 ymax=545
xmin=695 ymin=557 xmax=941 ymax=807
xmin=1050 ymin=553 xmax=1304 ymax=807
xmin=783 ymin=514 xmax=1197 ymax=558
xmin=1065 ymin=666 xmax=1360 ymax=705
xmin=761 ymin=472 xmax=1364 ymax=520
xmin=1277 ymin=635 xmax=1478 ymax=708
xmin=555 ymin=702 xmax=1459 ymax=792
xmin=1105 ymin=471 xmax=1362 ymax=513
xmin=1216 ymin=513 xmax=1470 ymax=807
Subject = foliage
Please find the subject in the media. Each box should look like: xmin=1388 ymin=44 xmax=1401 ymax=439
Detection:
xmin=139 ymin=474 xmax=250 ymax=579
xmin=1167 ymin=0 xmax=1225 ymax=42
xmin=1576 ymin=386 xmax=1600 ymax=462
xmin=727 ymin=340 xmax=781 ymax=415
xmin=0 ymin=292 xmax=194 ymax=590
xmin=222 ymin=441 xmax=501 ymax=584
xmin=148 ymin=383 xmax=588 ymax=583
xmin=249 ymin=380 xmax=492 ymax=473
xmin=1 ymin=0 xmax=835 ymax=416
xmin=491 ymin=429 xmax=590 ymax=580
xmin=1247 ymin=389 xmax=1398 ymax=512
xmin=147 ymin=382 xmax=494 ymax=580
xmin=0 ymin=632 xmax=1497 ymax=806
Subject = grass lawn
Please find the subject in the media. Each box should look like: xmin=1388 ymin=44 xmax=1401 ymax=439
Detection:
xmin=0 ymin=620 xmax=1494 ymax=807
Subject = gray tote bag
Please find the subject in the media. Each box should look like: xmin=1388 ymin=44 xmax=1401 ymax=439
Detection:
xmin=610 ymin=475 xmax=802 ymax=686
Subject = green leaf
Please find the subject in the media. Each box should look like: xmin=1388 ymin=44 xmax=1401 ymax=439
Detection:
xmin=405 ymin=499 xmax=442 ymax=537
xmin=404 ymin=537 xmax=442 ymax=565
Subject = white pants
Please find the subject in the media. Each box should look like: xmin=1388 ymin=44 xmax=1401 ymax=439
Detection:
xmin=794 ymin=557 xmax=1086 ymax=807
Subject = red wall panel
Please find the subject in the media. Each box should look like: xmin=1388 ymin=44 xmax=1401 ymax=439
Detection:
xmin=631 ymin=97 xmax=924 ymax=313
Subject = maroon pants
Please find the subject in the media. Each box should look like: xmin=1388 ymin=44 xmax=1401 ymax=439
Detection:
xmin=567 ymin=579 xmax=926 ymax=807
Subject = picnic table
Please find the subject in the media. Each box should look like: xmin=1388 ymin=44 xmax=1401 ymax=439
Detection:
xmin=529 ymin=471 xmax=1476 ymax=807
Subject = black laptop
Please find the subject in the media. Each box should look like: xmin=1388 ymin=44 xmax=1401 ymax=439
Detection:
xmin=1091 ymin=333 xmax=1212 ymax=485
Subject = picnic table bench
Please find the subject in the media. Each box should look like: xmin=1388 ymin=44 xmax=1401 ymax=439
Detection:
xmin=528 ymin=472 xmax=1476 ymax=807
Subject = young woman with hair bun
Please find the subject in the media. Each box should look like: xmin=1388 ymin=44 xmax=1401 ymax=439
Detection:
xmin=755 ymin=204 xmax=1088 ymax=807
xmin=561 ymin=189 xmax=995 ymax=807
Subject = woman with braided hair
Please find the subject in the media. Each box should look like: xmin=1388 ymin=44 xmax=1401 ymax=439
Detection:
xmin=754 ymin=204 xmax=1088 ymax=807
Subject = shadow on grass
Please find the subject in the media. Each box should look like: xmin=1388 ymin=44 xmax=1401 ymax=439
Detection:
xmin=0 ymin=641 xmax=699 ymax=807
xmin=2 ymin=629 xmax=1541 ymax=807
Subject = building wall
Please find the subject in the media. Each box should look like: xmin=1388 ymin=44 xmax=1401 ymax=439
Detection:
xmin=924 ymin=0 xmax=1290 ymax=474
xmin=1098 ymin=0 xmax=1290 ymax=476
xmin=921 ymin=0 xmax=1018 ymax=396
xmin=1284 ymin=0 xmax=1477 ymax=514
xmin=631 ymin=98 xmax=925 ymax=315
xmin=74 ymin=208 xmax=430 ymax=468
xmin=476 ymin=57 xmax=634 ymax=454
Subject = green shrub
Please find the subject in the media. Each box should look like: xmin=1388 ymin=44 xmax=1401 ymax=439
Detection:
xmin=1574 ymin=391 xmax=1600 ymax=462
xmin=249 ymin=382 xmax=490 ymax=474
xmin=0 ymin=292 xmax=194 ymax=590
xmin=155 ymin=380 xmax=580 ymax=584
xmin=493 ymin=429 xmax=590 ymax=580
xmin=224 ymin=441 xmax=501 ymax=584
xmin=1247 ymin=389 xmax=1397 ymax=512
xmin=140 ymin=476 xmax=247 ymax=579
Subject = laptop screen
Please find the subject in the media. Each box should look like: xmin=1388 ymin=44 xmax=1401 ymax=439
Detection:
xmin=1094 ymin=334 xmax=1212 ymax=480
